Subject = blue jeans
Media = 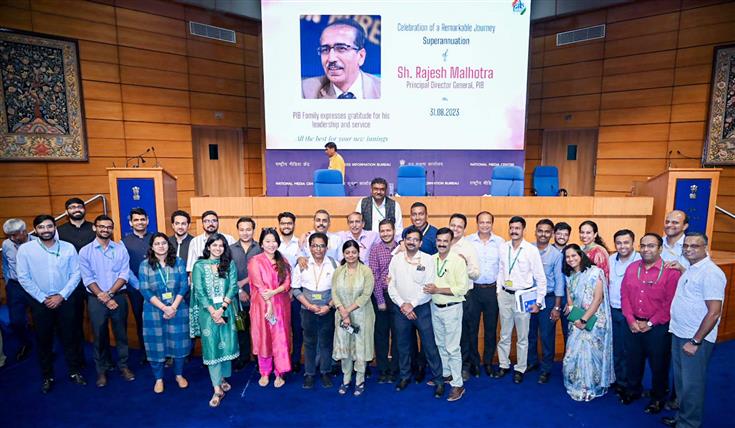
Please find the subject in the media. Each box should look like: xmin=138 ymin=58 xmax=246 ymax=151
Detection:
xmin=393 ymin=302 xmax=443 ymax=383
xmin=672 ymin=335 xmax=714 ymax=428
xmin=151 ymin=357 xmax=185 ymax=379
xmin=610 ymin=308 xmax=629 ymax=388
xmin=5 ymin=279 xmax=32 ymax=347
xmin=527 ymin=294 xmax=558 ymax=373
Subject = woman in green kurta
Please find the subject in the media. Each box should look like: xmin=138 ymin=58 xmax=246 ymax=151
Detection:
xmin=190 ymin=233 xmax=239 ymax=407
xmin=332 ymin=240 xmax=375 ymax=396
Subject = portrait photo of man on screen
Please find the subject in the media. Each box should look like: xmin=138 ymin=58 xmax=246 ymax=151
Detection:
xmin=301 ymin=17 xmax=381 ymax=99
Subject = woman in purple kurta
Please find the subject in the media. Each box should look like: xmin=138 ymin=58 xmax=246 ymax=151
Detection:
xmin=248 ymin=228 xmax=292 ymax=388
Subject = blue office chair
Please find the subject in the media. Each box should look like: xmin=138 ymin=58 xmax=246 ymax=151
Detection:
xmin=313 ymin=169 xmax=345 ymax=196
xmin=489 ymin=165 xmax=524 ymax=196
xmin=396 ymin=165 xmax=427 ymax=196
xmin=532 ymin=166 xmax=568 ymax=196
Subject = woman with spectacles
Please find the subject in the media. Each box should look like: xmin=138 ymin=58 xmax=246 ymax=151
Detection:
xmin=139 ymin=233 xmax=191 ymax=394
xmin=248 ymin=228 xmax=292 ymax=388
xmin=561 ymin=244 xmax=614 ymax=401
xmin=331 ymin=240 xmax=375 ymax=396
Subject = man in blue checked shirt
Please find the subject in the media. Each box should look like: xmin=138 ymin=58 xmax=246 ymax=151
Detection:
xmin=16 ymin=214 xmax=84 ymax=394
xmin=79 ymin=214 xmax=135 ymax=388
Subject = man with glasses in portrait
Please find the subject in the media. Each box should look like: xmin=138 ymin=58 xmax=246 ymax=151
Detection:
xmin=302 ymin=18 xmax=381 ymax=99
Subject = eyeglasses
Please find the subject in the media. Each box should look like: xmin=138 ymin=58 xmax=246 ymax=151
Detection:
xmin=310 ymin=244 xmax=327 ymax=249
xmin=203 ymin=219 xmax=218 ymax=224
xmin=317 ymin=43 xmax=359 ymax=55
xmin=404 ymin=237 xmax=420 ymax=243
xmin=682 ymin=244 xmax=704 ymax=249
xmin=95 ymin=225 xmax=113 ymax=230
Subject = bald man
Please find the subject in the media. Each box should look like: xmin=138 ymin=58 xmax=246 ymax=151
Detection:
xmin=662 ymin=210 xmax=689 ymax=269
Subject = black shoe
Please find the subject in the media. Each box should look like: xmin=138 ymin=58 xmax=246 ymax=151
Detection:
xmin=538 ymin=372 xmax=550 ymax=384
xmin=661 ymin=416 xmax=676 ymax=427
xmin=41 ymin=378 xmax=54 ymax=394
xmin=513 ymin=371 xmax=524 ymax=384
xmin=16 ymin=345 xmax=31 ymax=362
xmin=365 ymin=366 xmax=372 ymax=378
xmin=484 ymin=364 xmax=495 ymax=377
xmin=330 ymin=365 xmax=341 ymax=376
xmin=664 ymin=398 xmax=679 ymax=411
xmin=292 ymin=361 xmax=302 ymax=373
xmin=645 ymin=400 xmax=664 ymax=414
xmin=395 ymin=378 xmax=410 ymax=391
xmin=470 ymin=365 xmax=480 ymax=378
xmin=320 ymin=374 xmax=333 ymax=388
xmin=433 ymin=384 xmax=445 ymax=399
xmin=303 ymin=375 xmax=315 ymax=389
xmin=526 ymin=363 xmax=540 ymax=372
xmin=461 ymin=369 xmax=470 ymax=381
xmin=69 ymin=373 xmax=87 ymax=386
xmin=377 ymin=373 xmax=389 ymax=384
xmin=492 ymin=367 xmax=510 ymax=379
xmin=414 ymin=370 xmax=425 ymax=384
xmin=611 ymin=382 xmax=626 ymax=396
xmin=620 ymin=392 xmax=642 ymax=405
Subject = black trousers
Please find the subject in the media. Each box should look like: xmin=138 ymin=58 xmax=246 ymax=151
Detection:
xmin=625 ymin=322 xmax=671 ymax=400
xmin=301 ymin=307 xmax=335 ymax=376
xmin=462 ymin=286 xmax=499 ymax=368
xmin=71 ymin=284 xmax=88 ymax=363
xmin=127 ymin=287 xmax=145 ymax=356
xmin=236 ymin=303 xmax=251 ymax=364
xmin=373 ymin=292 xmax=399 ymax=375
xmin=29 ymin=294 xmax=83 ymax=379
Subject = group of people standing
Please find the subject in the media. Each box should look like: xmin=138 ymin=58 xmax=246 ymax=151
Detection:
xmin=0 ymin=179 xmax=726 ymax=426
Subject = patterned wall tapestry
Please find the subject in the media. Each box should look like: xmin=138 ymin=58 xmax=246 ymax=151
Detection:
xmin=0 ymin=30 xmax=87 ymax=161
xmin=704 ymin=44 xmax=735 ymax=166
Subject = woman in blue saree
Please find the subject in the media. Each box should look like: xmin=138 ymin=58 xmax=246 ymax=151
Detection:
xmin=562 ymin=244 xmax=614 ymax=401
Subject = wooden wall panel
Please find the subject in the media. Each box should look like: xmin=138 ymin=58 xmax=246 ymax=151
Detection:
xmin=526 ymin=0 xmax=735 ymax=250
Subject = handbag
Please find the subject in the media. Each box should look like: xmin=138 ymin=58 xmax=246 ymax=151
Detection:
xmin=234 ymin=300 xmax=247 ymax=332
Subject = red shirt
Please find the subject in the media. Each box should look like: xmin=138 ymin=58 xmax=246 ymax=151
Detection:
xmin=620 ymin=258 xmax=681 ymax=326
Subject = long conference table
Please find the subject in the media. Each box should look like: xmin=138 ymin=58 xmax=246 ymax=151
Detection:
xmin=186 ymin=196 xmax=653 ymax=359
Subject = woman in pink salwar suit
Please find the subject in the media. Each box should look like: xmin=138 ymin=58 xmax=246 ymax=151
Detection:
xmin=248 ymin=228 xmax=292 ymax=388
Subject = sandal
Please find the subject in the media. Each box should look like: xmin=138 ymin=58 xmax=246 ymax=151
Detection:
xmin=338 ymin=383 xmax=349 ymax=395
xmin=274 ymin=376 xmax=285 ymax=388
xmin=258 ymin=376 xmax=269 ymax=387
xmin=354 ymin=383 xmax=365 ymax=396
xmin=221 ymin=380 xmax=231 ymax=392
xmin=153 ymin=379 xmax=164 ymax=394
xmin=208 ymin=392 xmax=224 ymax=408
xmin=176 ymin=376 xmax=188 ymax=389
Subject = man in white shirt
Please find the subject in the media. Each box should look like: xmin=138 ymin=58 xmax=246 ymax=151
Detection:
xmin=186 ymin=210 xmax=236 ymax=273
xmin=291 ymin=232 xmax=338 ymax=389
xmin=446 ymin=214 xmax=480 ymax=381
xmin=298 ymin=210 xmax=343 ymax=262
xmin=276 ymin=211 xmax=304 ymax=373
xmin=663 ymin=233 xmax=726 ymax=428
xmin=388 ymin=226 xmax=444 ymax=398
xmin=662 ymin=210 xmax=689 ymax=269
xmin=608 ymin=229 xmax=641 ymax=397
xmin=494 ymin=216 xmax=547 ymax=384
xmin=355 ymin=177 xmax=403 ymax=235
xmin=466 ymin=211 xmax=505 ymax=377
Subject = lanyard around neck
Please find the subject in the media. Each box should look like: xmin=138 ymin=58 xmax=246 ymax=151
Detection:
xmin=508 ymin=244 xmax=522 ymax=274
xmin=37 ymin=239 xmax=60 ymax=257
xmin=637 ymin=261 xmax=664 ymax=286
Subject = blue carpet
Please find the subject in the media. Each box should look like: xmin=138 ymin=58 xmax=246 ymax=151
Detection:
xmin=1 ymin=337 xmax=733 ymax=428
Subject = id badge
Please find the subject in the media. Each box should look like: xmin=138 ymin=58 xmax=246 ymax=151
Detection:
xmin=162 ymin=292 xmax=173 ymax=301
xmin=504 ymin=280 xmax=513 ymax=288
xmin=212 ymin=295 xmax=224 ymax=304
xmin=312 ymin=293 xmax=322 ymax=300
xmin=416 ymin=265 xmax=426 ymax=272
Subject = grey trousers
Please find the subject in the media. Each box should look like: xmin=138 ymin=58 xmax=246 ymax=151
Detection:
xmin=672 ymin=335 xmax=714 ymax=428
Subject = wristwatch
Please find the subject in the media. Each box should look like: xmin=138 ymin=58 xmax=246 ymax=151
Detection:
xmin=689 ymin=338 xmax=701 ymax=346
xmin=107 ymin=292 xmax=115 ymax=299
xmin=579 ymin=318 xmax=588 ymax=324
xmin=552 ymin=306 xmax=561 ymax=311
xmin=646 ymin=321 xmax=653 ymax=328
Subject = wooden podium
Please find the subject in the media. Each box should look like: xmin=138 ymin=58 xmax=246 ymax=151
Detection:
xmin=634 ymin=168 xmax=721 ymax=245
xmin=107 ymin=167 xmax=178 ymax=241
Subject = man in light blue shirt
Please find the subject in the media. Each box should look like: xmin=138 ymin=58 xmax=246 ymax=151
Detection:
xmin=527 ymin=219 xmax=565 ymax=383
xmin=16 ymin=215 xmax=84 ymax=393
xmin=608 ymin=229 xmax=641 ymax=396
xmin=2 ymin=218 xmax=36 ymax=361
xmin=79 ymin=214 xmax=135 ymax=387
